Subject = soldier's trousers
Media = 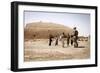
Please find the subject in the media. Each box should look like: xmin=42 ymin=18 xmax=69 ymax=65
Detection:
xmin=73 ymin=36 xmax=78 ymax=48
xmin=61 ymin=38 xmax=66 ymax=48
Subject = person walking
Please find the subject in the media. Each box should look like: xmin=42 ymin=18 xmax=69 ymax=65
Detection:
xmin=60 ymin=32 xmax=66 ymax=48
xmin=55 ymin=35 xmax=59 ymax=46
xmin=49 ymin=34 xmax=53 ymax=46
xmin=70 ymin=34 xmax=73 ymax=46
xmin=67 ymin=33 xmax=70 ymax=46
xmin=73 ymin=27 xmax=78 ymax=48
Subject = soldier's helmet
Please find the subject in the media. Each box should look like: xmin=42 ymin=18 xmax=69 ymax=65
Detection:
xmin=73 ymin=27 xmax=76 ymax=30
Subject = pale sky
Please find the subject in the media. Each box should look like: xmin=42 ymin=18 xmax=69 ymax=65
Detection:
xmin=24 ymin=11 xmax=90 ymax=36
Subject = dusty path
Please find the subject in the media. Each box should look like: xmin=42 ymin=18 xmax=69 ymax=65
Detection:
xmin=24 ymin=39 xmax=90 ymax=61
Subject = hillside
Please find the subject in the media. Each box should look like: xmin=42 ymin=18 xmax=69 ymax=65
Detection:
xmin=24 ymin=21 xmax=73 ymax=39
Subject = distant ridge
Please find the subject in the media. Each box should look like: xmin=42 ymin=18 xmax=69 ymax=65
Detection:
xmin=24 ymin=21 xmax=73 ymax=39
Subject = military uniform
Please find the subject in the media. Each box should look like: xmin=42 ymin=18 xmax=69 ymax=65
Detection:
xmin=60 ymin=33 xmax=66 ymax=48
xmin=73 ymin=28 xmax=78 ymax=48
xmin=49 ymin=34 xmax=53 ymax=46
xmin=67 ymin=34 xmax=70 ymax=46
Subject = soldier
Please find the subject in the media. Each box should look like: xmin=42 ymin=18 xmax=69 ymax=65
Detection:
xmin=70 ymin=34 xmax=73 ymax=46
xmin=60 ymin=32 xmax=66 ymax=48
xmin=73 ymin=27 xmax=78 ymax=48
xmin=49 ymin=34 xmax=53 ymax=46
xmin=55 ymin=35 xmax=59 ymax=46
xmin=67 ymin=33 xmax=70 ymax=46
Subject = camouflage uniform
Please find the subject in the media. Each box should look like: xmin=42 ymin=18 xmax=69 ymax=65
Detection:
xmin=61 ymin=33 xmax=66 ymax=48
xmin=55 ymin=36 xmax=58 ymax=46
xmin=73 ymin=28 xmax=78 ymax=48
xmin=67 ymin=34 xmax=70 ymax=46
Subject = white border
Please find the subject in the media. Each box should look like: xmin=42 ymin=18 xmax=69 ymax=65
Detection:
xmin=18 ymin=5 xmax=96 ymax=68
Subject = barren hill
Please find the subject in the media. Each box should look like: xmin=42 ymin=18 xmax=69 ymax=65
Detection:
xmin=24 ymin=21 xmax=73 ymax=39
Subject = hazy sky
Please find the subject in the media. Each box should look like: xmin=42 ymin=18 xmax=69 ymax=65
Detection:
xmin=24 ymin=11 xmax=90 ymax=36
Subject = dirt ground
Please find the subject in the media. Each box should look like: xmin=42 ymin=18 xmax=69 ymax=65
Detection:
xmin=24 ymin=39 xmax=90 ymax=62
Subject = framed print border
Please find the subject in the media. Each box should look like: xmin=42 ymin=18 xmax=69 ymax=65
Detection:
xmin=11 ymin=1 xmax=98 ymax=72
